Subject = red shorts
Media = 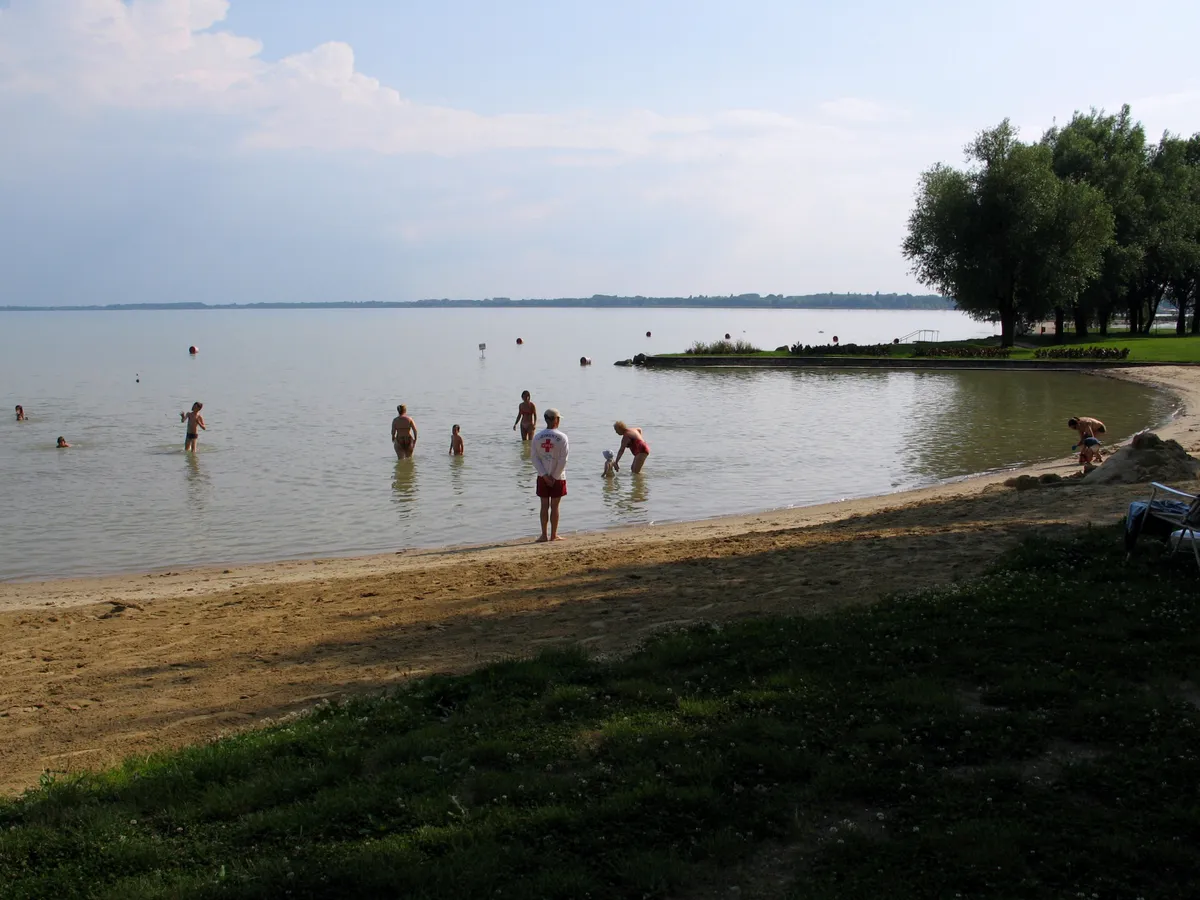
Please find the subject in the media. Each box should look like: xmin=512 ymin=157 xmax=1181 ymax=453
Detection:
xmin=536 ymin=477 xmax=567 ymax=499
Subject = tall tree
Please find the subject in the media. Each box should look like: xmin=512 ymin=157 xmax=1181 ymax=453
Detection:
xmin=904 ymin=121 xmax=1113 ymax=346
xmin=1043 ymin=106 xmax=1147 ymax=336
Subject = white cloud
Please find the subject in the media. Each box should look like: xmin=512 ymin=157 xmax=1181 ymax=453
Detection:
xmin=0 ymin=0 xmax=907 ymax=164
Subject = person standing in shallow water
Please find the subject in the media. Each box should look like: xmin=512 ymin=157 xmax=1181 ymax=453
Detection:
xmin=613 ymin=421 xmax=651 ymax=473
xmin=532 ymin=408 xmax=568 ymax=542
xmin=449 ymin=424 xmax=464 ymax=456
xmin=180 ymin=402 xmax=206 ymax=452
xmin=513 ymin=391 xmax=537 ymax=441
xmin=392 ymin=404 xmax=418 ymax=459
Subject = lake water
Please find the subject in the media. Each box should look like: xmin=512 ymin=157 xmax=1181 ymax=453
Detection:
xmin=0 ymin=308 xmax=1175 ymax=581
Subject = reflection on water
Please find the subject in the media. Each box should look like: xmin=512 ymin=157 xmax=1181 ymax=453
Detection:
xmin=391 ymin=459 xmax=418 ymax=517
xmin=184 ymin=453 xmax=209 ymax=507
xmin=449 ymin=454 xmax=465 ymax=497
xmin=602 ymin=472 xmax=651 ymax=524
xmin=896 ymin=371 xmax=1166 ymax=479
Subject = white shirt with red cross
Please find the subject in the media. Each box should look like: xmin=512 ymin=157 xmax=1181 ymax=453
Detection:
xmin=532 ymin=427 xmax=568 ymax=480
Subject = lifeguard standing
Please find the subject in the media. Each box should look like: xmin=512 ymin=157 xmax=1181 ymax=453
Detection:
xmin=532 ymin=408 xmax=568 ymax=542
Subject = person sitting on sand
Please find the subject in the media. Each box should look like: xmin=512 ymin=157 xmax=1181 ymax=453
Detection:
xmin=181 ymin=402 xmax=206 ymax=452
xmin=613 ymin=421 xmax=651 ymax=473
xmin=513 ymin=391 xmax=537 ymax=441
xmin=392 ymin=404 xmax=418 ymax=459
xmin=449 ymin=424 xmax=464 ymax=456
xmin=1068 ymin=416 xmax=1106 ymax=466
xmin=56 ymin=436 xmax=70 ymax=448
xmin=15 ymin=405 xmax=25 ymax=421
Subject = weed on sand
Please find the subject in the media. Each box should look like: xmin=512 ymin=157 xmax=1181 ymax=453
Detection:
xmin=2 ymin=528 xmax=1198 ymax=898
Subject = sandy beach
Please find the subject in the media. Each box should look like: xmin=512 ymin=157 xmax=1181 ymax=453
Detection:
xmin=2 ymin=364 xmax=1198 ymax=796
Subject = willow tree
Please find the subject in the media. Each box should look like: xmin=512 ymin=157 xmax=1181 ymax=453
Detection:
xmin=903 ymin=121 xmax=1113 ymax=347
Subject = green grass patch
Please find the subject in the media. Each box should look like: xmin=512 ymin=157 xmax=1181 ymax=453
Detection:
xmin=665 ymin=331 xmax=1200 ymax=363
xmin=3 ymin=528 xmax=1200 ymax=898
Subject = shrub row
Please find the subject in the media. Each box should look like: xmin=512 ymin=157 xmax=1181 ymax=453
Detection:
xmin=1033 ymin=346 xmax=1131 ymax=360
xmin=789 ymin=342 xmax=894 ymax=356
xmin=685 ymin=339 xmax=762 ymax=354
xmin=917 ymin=346 xmax=1013 ymax=358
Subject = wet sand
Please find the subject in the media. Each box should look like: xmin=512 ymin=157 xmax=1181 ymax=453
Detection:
xmin=2 ymin=365 xmax=1198 ymax=795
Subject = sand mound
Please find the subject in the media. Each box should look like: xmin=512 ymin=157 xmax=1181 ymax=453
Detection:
xmin=1082 ymin=431 xmax=1200 ymax=485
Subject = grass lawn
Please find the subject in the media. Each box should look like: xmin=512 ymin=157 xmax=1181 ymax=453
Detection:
xmin=3 ymin=527 xmax=1199 ymax=899
xmin=665 ymin=333 xmax=1200 ymax=363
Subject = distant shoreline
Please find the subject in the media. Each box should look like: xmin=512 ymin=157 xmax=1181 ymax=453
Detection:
xmin=0 ymin=293 xmax=953 ymax=312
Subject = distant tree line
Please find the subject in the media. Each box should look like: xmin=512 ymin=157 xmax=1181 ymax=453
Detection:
xmin=1 ymin=294 xmax=953 ymax=312
xmin=903 ymin=105 xmax=1200 ymax=346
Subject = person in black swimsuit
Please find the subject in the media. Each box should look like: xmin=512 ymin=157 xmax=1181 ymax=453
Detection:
xmin=181 ymin=402 xmax=206 ymax=452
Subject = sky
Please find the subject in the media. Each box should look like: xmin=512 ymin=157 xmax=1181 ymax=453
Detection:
xmin=2 ymin=0 xmax=1200 ymax=306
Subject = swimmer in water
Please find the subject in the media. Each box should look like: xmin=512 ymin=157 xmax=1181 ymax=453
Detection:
xmin=449 ymin=424 xmax=464 ymax=456
xmin=613 ymin=421 xmax=651 ymax=473
xmin=513 ymin=390 xmax=537 ymax=441
xmin=391 ymin=404 xmax=418 ymax=459
xmin=56 ymin=436 xmax=70 ymax=448
xmin=15 ymin=405 xmax=25 ymax=421
xmin=180 ymin=402 xmax=206 ymax=452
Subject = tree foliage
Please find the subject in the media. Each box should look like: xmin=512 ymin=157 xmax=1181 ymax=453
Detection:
xmin=903 ymin=121 xmax=1112 ymax=346
xmin=907 ymin=106 xmax=1200 ymax=341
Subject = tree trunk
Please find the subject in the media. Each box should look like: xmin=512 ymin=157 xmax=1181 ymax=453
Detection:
xmin=1141 ymin=286 xmax=1166 ymax=334
xmin=1098 ymin=303 xmax=1110 ymax=336
xmin=1054 ymin=306 xmax=1065 ymax=343
xmin=1072 ymin=303 xmax=1089 ymax=337
xmin=999 ymin=304 xmax=1016 ymax=348
xmin=1177 ymin=290 xmax=1189 ymax=336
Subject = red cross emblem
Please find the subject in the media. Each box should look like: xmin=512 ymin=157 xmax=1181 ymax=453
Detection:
xmin=540 ymin=438 xmax=555 ymax=453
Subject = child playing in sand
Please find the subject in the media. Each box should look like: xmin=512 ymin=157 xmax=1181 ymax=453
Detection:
xmin=449 ymin=424 xmax=464 ymax=456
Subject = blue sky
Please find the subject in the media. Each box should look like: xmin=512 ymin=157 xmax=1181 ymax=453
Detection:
xmin=2 ymin=0 xmax=1199 ymax=305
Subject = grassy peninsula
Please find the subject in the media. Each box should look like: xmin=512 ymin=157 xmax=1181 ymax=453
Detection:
xmin=670 ymin=332 xmax=1200 ymax=364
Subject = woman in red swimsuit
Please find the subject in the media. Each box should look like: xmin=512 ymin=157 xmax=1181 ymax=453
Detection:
xmin=613 ymin=421 xmax=651 ymax=473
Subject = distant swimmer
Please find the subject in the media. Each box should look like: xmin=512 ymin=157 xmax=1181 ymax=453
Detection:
xmin=14 ymin=405 xmax=25 ymax=421
xmin=449 ymin=424 xmax=464 ymax=456
xmin=392 ymin=404 xmax=418 ymax=459
xmin=1068 ymin=416 xmax=1106 ymax=466
xmin=56 ymin=436 xmax=70 ymax=448
xmin=513 ymin=390 xmax=537 ymax=441
xmin=613 ymin=421 xmax=651 ymax=473
xmin=532 ymin=408 xmax=568 ymax=542
xmin=181 ymin=402 xmax=206 ymax=452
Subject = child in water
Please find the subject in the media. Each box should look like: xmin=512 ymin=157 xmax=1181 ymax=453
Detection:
xmin=56 ymin=436 xmax=70 ymax=448
xmin=449 ymin=424 xmax=464 ymax=456
xmin=603 ymin=449 xmax=617 ymax=477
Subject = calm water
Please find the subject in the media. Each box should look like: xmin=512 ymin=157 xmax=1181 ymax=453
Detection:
xmin=0 ymin=308 xmax=1174 ymax=581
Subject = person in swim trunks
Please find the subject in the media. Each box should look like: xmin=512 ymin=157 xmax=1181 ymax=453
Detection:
xmin=1068 ymin=416 xmax=1106 ymax=465
xmin=613 ymin=420 xmax=651 ymax=473
xmin=181 ymin=402 xmax=206 ymax=452
xmin=532 ymin=408 xmax=568 ymax=541
xmin=513 ymin=390 xmax=537 ymax=441
xmin=392 ymin=404 xmax=418 ymax=459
